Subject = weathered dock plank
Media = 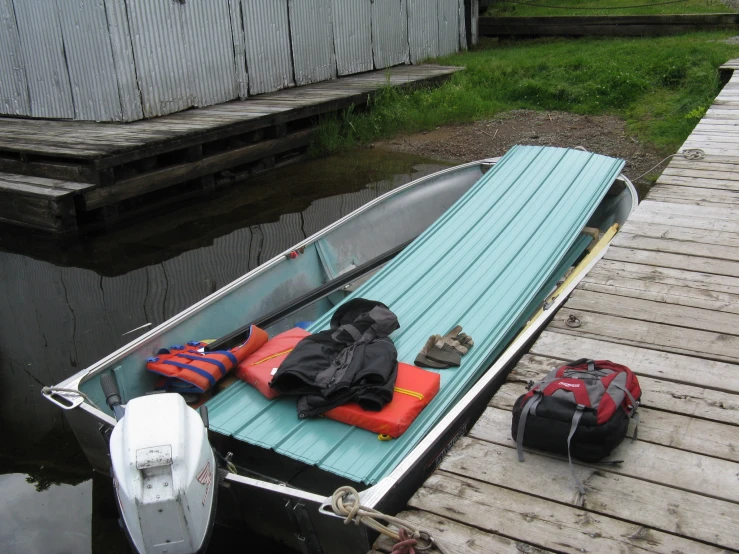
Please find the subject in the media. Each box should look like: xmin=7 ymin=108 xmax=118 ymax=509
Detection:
xmin=0 ymin=65 xmax=460 ymax=233
xmin=371 ymin=58 xmax=739 ymax=554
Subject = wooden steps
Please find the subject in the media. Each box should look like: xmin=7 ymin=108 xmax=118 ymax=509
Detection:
xmin=371 ymin=58 xmax=739 ymax=554
xmin=0 ymin=65 xmax=460 ymax=233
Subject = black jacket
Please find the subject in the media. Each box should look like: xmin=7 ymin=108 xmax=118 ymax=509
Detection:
xmin=270 ymin=298 xmax=399 ymax=418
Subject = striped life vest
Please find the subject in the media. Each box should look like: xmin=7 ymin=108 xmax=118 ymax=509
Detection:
xmin=146 ymin=325 xmax=268 ymax=393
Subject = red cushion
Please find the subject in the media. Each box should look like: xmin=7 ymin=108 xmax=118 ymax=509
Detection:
xmin=324 ymin=363 xmax=440 ymax=438
xmin=236 ymin=328 xmax=310 ymax=399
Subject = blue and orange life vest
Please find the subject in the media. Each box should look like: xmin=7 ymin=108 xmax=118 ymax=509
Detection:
xmin=146 ymin=325 xmax=268 ymax=393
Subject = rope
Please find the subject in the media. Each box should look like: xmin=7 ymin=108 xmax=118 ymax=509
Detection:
xmin=631 ymin=148 xmax=705 ymax=183
xmin=41 ymin=386 xmax=102 ymax=411
xmin=331 ymin=486 xmax=449 ymax=554
xmin=494 ymin=0 xmax=689 ymax=10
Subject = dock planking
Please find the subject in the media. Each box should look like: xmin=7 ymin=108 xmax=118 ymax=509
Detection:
xmin=0 ymin=65 xmax=460 ymax=233
xmin=372 ymin=60 xmax=739 ymax=554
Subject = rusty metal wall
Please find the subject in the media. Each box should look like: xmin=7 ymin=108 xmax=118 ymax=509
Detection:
xmin=242 ymin=0 xmax=294 ymax=95
xmin=372 ymin=0 xmax=410 ymax=69
xmin=332 ymin=0 xmax=373 ymax=76
xmin=288 ymin=0 xmax=336 ymax=86
xmin=0 ymin=0 xmax=463 ymax=122
xmin=0 ymin=0 xmax=29 ymax=116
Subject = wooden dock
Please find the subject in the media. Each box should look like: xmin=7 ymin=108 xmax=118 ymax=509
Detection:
xmin=371 ymin=61 xmax=739 ymax=554
xmin=0 ymin=65 xmax=460 ymax=233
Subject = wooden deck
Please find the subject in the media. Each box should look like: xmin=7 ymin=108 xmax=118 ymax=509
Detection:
xmin=371 ymin=61 xmax=739 ymax=554
xmin=0 ymin=65 xmax=460 ymax=233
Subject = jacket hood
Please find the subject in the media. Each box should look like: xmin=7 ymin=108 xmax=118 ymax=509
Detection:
xmin=330 ymin=298 xmax=399 ymax=340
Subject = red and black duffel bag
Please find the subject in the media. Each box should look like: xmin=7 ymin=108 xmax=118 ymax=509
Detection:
xmin=511 ymin=358 xmax=641 ymax=492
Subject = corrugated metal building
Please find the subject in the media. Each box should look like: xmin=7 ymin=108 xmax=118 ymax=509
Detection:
xmin=0 ymin=0 xmax=478 ymax=122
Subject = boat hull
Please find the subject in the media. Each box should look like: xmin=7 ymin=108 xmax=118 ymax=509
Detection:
xmin=45 ymin=157 xmax=637 ymax=553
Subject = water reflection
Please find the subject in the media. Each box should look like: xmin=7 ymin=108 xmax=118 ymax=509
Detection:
xmin=0 ymin=149 xmax=449 ymax=553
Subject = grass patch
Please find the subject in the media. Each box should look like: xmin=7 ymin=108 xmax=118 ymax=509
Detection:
xmin=310 ymin=33 xmax=739 ymax=156
xmin=486 ymin=0 xmax=737 ymax=17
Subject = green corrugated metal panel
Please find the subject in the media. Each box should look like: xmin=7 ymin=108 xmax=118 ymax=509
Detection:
xmin=206 ymin=146 xmax=625 ymax=484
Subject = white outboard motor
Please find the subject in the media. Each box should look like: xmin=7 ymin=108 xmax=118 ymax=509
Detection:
xmin=102 ymin=373 xmax=217 ymax=554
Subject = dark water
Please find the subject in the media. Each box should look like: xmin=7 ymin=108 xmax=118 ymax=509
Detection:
xmin=0 ymin=149 xmax=449 ymax=553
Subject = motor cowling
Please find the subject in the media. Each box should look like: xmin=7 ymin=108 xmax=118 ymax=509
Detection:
xmin=109 ymin=393 xmax=216 ymax=554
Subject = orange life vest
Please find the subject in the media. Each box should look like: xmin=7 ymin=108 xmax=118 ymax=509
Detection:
xmin=324 ymin=363 xmax=440 ymax=438
xmin=236 ymin=328 xmax=439 ymax=438
xmin=236 ymin=327 xmax=310 ymax=399
xmin=146 ymin=325 xmax=268 ymax=393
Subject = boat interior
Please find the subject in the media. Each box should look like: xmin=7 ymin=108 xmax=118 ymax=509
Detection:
xmin=73 ymin=146 xmax=635 ymax=497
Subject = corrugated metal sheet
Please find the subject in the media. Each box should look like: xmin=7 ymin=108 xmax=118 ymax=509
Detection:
xmin=103 ymin=0 xmax=143 ymax=121
xmin=57 ymin=0 xmax=122 ymax=121
xmin=332 ymin=0 xmax=373 ymax=76
xmin=371 ymin=0 xmax=410 ymax=69
xmin=242 ymin=0 xmax=294 ymax=95
xmin=181 ymin=0 xmax=238 ymax=107
xmin=407 ymin=0 xmax=439 ymax=64
xmin=437 ymin=0 xmax=459 ymax=57
xmin=470 ymin=0 xmax=479 ymax=45
xmin=12 ymin=0 xmax=74 ymax=119
xmin=0 ymin=0 xmax=29 ymax=115
xmin=288 ymin=0 xmax=336 ymax=86
xmin=458 ymin=0 xmax=467 ymax=51
xmin=0 ymin=0 xmax=460 ymax=121
xmin=124 ymin=0 xmax=191 ymax=117
xmin=228 ymin=0 xmax=249 ymax=99
xmin=207 ymin=146 xmax=626 ymax=484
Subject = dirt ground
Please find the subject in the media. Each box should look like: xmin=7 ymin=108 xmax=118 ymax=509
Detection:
xmin=375 ymin=110 xmax=670 ymax=198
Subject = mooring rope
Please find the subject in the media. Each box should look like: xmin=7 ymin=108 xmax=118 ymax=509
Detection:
xmin=631 ymin=148 xmax=705 ymax=183
xmin=331 ymin=486 xmax=449 ymax=554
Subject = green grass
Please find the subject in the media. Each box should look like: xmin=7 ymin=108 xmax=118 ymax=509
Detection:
xmin=486 ymin=0 xmax=736 ymax=17
xmin=310 ymin=33 xmax=739 ymax=157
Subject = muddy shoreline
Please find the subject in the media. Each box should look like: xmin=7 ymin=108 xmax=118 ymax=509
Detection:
xmin=374 ymin=110 xmax=670 ymax=198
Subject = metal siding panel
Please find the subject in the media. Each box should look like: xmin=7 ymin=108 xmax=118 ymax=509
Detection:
xmin=471 ymin=0 xmax=479 ymax=45
xmin=407 ymin=0 xmax=438 ymax=64
xmin=331 ymin=0 xmax=372 ymax=76
xmin=181 ymin=0 xmax=238 ymax=107
xmin=437 ymin=0 xmax=458 ymax=57
xmin=12 ymin=0 xmax=74 ymax=119
xmin=124 ymin=0 xmax=191 ymax=117
xmin=228 ymin=0 xmax=249 ymax=99
xmin=371 ymin=0 xmax=409 ymax=69
xmin=458 ymin=0 xmax=467 ymax=51
xmin=0 ymin=0 xmax=29 ymax=115
xmin=242 ymin=0 xmax=293 ymax=95
xmin=206 ymin=147 xmax=626 ymax=484
xmin=104 ymin=0 xmax=143 ymax=121
xmin=288 ymin=0 xmax=336 ymax=86
xmin=56 ymin=0 xmax=123 ymax=121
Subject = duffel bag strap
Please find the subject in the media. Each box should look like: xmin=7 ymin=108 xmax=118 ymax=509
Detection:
xmin=567 ymin=358 xmax=595 ymax=371
xmin=612 ymin=382 xmax=640 ymax=441
xmin=567 ymin=404 xmax=586 ymax=495
xmin=516 ymin=392 xmax=541 ymax=462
